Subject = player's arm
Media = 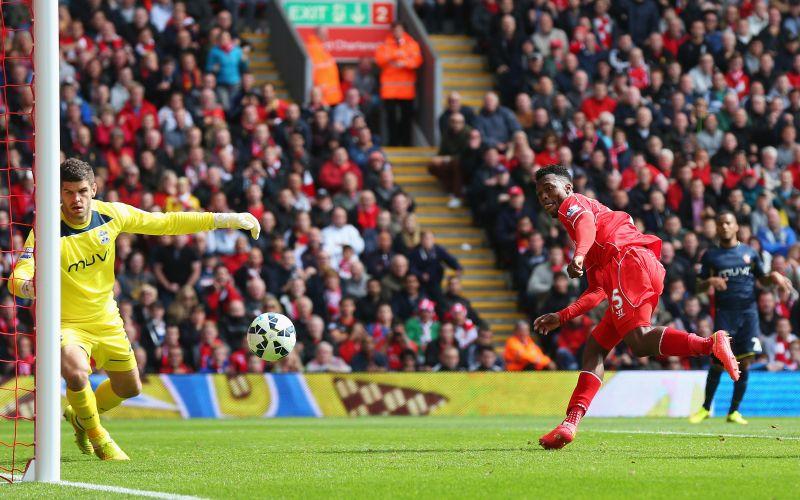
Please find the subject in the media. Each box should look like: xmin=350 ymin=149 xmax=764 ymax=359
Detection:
xmin=567 ymin=211 xmax=596 ymax=279
xmin=696 ymin=251 xmax=726 ymax=293
xmin=8 ymin=231 xmax=35 ymax=299
xmin=115 ymin=203 xmax=260 ymax=239
xmin=534 ymin=267 xmax=605 ymax=335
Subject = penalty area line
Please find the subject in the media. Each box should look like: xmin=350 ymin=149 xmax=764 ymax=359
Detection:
xmin=58 ymin=480 xmax=207 ymax=499
xmin=588 ymin=429 xmax=800 ymax=441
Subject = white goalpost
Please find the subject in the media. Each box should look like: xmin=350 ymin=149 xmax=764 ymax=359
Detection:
xmin=31 ymin=0 xmax=61 ymax=483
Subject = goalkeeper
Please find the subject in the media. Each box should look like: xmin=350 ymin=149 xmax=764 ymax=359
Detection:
xmin=9 ymin=158 xmax=261 ymax=461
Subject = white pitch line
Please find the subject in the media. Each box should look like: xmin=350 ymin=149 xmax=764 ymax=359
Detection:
xmin=588 ymin=429 xmax=800 ymax=441
xmin=58 ymin=480 xmax=206 ymax=499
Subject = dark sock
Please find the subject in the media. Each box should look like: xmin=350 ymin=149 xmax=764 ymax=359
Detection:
xmin=729 ymin=367 xmax=749 ymax=414
xmin=703 ymin=364 xmax=723 ymax=411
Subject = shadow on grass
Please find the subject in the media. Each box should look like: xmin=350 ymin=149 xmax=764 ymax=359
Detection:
xmin=311 ymin=447 xmax=534 ymax=454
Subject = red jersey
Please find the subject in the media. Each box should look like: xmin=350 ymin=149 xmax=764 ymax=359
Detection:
xmin=557 ymin=193 xmax=662 ymax=270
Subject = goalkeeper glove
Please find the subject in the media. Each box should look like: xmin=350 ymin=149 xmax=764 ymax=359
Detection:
xmin=213 ymin=212 xmax=261 ymax=239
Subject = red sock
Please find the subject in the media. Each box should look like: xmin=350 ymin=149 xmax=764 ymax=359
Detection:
xmin=660 ymin=327 xmax=713 ymax=356
xmin=565 ymin=371 xmax=602 ymax=422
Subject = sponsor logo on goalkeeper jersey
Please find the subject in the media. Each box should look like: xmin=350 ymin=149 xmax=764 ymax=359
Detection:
xmin=67 ymin=250 xmax=109 ymax=273
xmin=20 ymin=246 xmax=33 ymax=259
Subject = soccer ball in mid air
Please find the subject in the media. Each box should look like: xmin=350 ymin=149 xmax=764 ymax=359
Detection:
xmin=247 ymin=312 xmax=297 ymax=362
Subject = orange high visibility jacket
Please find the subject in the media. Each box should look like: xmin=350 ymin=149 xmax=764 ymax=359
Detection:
xmin=306 ymin=34 xmax=343 ymax=106
xmin=504 ymin=335 xmax=552 ymax=371
xmin=374 ymin=33 xmax=423 ymax=100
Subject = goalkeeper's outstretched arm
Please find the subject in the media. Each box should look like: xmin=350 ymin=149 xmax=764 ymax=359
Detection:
xmin=8 ymin=231 xmax=35 ymax=299
xmin=115 ymin=203 xmax=261 ymax=239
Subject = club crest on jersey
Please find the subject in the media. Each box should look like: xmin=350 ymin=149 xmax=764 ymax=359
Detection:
xmin=97 ymin=229 xmax=110 ymax=245
xmin=742 ymin=253 xmax=751 ymax=264
xmin=566 ymin=205 xmax=580 ymax=218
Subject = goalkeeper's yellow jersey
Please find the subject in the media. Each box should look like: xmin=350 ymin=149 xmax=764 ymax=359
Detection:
xmin=10 ymin=200 xmax=214 ymax=325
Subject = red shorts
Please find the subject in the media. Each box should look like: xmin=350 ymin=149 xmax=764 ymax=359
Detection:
xmin=591 ymin=246 xmax=666 ymax=351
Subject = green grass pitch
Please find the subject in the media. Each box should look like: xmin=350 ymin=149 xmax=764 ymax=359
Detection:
xmin=8 ymin=416 xmax=800 ymax=499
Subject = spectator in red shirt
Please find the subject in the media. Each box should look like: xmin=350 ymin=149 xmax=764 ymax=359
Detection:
xmin=117 ymin=83 xmax=158 ymax=138
xmin=203 ymin=265 xmax=243 ymax=321
xmin=160 ymin=345 xmax=193 ymax=374
xmin=580 ymin=80 xmax=616 ymax=122
xmin=319 ymin=147 xmax=363 ymax=193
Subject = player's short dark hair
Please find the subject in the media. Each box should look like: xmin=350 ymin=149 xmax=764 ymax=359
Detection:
xmin=716 ymin=210 xmax=737 ymax=221
xmin=535 ymin=164 xmax=572 ymax=183
xmin=60 ymin=158 xmax=95 ymax=184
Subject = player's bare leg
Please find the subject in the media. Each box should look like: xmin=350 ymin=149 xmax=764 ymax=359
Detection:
xmin=62 ymin=346 xmax=130 ymax=460
xmin=539 ymin=336 xmax=608 ymax=450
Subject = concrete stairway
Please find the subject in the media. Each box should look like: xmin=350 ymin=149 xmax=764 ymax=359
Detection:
xmin=430 ymin=35 xmax=494 ymax=109
xmin=241 ymin=32 xmax=290 ymax=101
xmin=385 ymin=147 xmax=525 ymax=342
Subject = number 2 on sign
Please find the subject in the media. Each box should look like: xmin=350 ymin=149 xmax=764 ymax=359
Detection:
xmin=372 ymin=3 xmax=394 ymax=24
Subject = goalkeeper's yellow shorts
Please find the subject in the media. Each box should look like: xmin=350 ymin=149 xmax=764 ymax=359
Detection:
xmin=61 ymin=317 xmax=137 ymax=373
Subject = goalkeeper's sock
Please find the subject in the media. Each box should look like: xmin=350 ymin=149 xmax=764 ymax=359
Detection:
xmin=95 ymin=379 xmax=125 ymax=414
xmin=564 ymin=371 xmax=602 ymax=425
xmin=65 ymin=385 xmax=102 ymax=435
xmin=659 ymin=327 xmax=713 ymax=356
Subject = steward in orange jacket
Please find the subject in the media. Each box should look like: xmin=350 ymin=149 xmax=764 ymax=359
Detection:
xmin=374 ymin=23 xmax=422 ymax=146
xmin=306 ymin=28 xmax=343 ymax=106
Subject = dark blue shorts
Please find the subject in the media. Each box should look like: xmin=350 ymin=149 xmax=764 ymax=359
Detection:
xmin=714 ymin=308 xmax=763 ymax=359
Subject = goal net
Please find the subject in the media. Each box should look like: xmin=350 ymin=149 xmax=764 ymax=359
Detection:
xmin=0 ymin=0 xmax=36 ymax=482
xmin=0 ymin=0 xmax=60 ymax=483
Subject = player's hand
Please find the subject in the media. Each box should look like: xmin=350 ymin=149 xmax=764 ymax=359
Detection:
xmin=20 ymin=280 xmax=35 ymax=299
xmin=567 ymin=255 xmax=585 ymax=279
xmin=707 ymin=276 xmax=728 ymax=291
xmin=533 ymin=313 xmax=560 ymax=335
xmin=214 ymin=212 xmax=261 ymax=239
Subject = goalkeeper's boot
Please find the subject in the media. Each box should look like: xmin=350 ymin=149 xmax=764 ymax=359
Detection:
xmin=63 ymin=405 xmax=93 ymax=455
xmin=727 ymin=411 xmax=748 ymax=425
xmin=91 ymin=428 xmax=130 ymax=461
xmin=711 ymin=331 xmax=740 ymax=382
xmin=688 ymin=407 xmax=710 ymax=424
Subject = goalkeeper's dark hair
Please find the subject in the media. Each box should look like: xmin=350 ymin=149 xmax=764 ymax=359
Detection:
xmin=535 ymin=164 xmax=572 ymax=183
xmin=60 ymin=158 xmax=95 ymax=183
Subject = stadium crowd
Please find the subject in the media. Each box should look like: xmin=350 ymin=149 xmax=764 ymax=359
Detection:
xmin=0 ymin=0 xmax=799 ymax=376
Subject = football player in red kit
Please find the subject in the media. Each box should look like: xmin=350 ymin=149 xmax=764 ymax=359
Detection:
xmin=532 ymin=165 xmax=739 ymax=450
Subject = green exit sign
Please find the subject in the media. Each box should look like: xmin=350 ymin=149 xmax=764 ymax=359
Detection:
xmin=285 ymin=1 xmax=372 ymax=26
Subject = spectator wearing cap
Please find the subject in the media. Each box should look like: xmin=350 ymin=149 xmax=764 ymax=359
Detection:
xmin=405 ymin=298 xmax=440 ymax=351
xmin=319 ymin=147 xmax=363 ymax=194
xmin=474 ymin=92 xmax=521 ymax=152
xmin=504 ymin=321 xmax=555 ymax=371
xmin=408 ymin=231 xmax=462 ymax=301
xmin=322 ymin=207 xmax=365 ymax=264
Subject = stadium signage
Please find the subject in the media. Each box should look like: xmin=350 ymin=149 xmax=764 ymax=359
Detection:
xmin=282 ymin=0 xmax=395 ymax=60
